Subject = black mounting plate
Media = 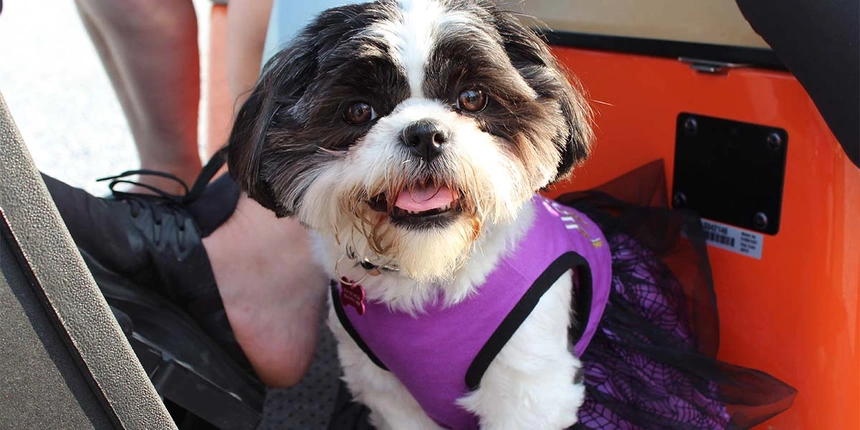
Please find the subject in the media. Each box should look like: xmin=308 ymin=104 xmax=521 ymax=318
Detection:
xmin=672 ymin=113 xmax=788 ymax=235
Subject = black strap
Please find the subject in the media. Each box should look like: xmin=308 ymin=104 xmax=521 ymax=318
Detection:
xmin=464 ymin=251 xmax=592 ymax=390
xmin=330 ymin=281 xmax=389 ymax=371
xmin=185 ymin=147 xmax=229 ymax=203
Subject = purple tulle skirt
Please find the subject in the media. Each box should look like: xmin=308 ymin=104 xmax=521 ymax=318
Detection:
xmin=559 ymin=161 xmax=796 ymax=430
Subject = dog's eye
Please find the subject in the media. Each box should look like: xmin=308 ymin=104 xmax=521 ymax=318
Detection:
xmin=343 ymin=102 xmax=377 ymax=125
xmin=456 ymin=89 xmax=488 ymax=113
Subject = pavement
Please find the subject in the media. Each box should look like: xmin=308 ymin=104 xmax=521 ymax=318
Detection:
xmin=0 ymin=0 xmax=210 ymax=195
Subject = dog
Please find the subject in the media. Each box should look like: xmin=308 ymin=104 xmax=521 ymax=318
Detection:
xmin=227 ymin=0 xmax=597 ymax=428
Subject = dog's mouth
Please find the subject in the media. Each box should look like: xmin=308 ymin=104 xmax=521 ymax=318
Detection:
xmin=368 ymin=182 xmax=463 ymax=229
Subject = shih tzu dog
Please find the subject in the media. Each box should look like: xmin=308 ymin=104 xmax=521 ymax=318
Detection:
xmin=227 ymin=0 xmax=597 ymax=428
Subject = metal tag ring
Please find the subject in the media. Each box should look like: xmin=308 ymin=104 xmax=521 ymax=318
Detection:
xmin=335 ymin=254 xmax=368 ymax=285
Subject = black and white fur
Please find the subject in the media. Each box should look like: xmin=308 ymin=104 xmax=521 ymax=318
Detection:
xmin=228 ymin=0 xmax=593 ymax=427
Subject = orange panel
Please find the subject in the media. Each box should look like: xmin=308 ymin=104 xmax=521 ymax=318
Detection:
xmin=544 ymin=47 xmax=860 ymax=429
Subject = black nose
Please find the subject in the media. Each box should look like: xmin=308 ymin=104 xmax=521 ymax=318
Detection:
xmin=401 ymin=120 xmax=448 ymax=162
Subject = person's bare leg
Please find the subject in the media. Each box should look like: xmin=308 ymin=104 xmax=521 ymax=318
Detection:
xmin=226 ymin=0 xmax=273 ymax=108
xmin=74 ymin=0 xmax=202 ymax=193
xmin=202 ymin=0 xmax=328 ymax=388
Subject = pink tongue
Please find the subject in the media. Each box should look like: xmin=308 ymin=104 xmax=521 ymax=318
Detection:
xmin=394 ymin=185 xmax=455 ymax=212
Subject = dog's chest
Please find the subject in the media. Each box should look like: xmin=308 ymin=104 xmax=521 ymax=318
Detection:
xmin=331 ymin=197 xmax=614 ymax=429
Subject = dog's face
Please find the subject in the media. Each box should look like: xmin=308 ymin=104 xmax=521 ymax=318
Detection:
xmin=228 ymin=0 xmax=592 ymax=282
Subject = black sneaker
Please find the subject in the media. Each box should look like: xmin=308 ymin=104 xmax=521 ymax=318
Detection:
xmin=43 ymin=149 xmax=263 ymax=427
xmin=45 ymin=149 xmax=245 ymax=359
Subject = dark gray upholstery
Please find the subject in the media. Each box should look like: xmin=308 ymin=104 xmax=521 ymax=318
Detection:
xmin=0 ymin=93 xmax=176 ymax=430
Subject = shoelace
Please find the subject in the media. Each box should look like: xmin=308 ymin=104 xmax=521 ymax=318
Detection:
xmin=95 ymin=148 xmax=228 ymax=237
xmin=98 ymin=148 xmax=227 ymax=203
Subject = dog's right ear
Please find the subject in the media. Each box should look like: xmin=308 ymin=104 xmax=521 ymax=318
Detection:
xmin=227 ymin=78 xmax=280 ymax=214
xmin=226 ymin=42 xmax=318 ymax=217
xmin=228 ymin=3 xmax=371 ymax=216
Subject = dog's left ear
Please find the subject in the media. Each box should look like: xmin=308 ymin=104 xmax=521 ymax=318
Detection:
xmin=493 ymin=11 xmax=594 ymax=184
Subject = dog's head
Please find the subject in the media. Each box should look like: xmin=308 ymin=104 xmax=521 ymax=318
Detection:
xmin=228 ymin=0 xmax=592 ymax=282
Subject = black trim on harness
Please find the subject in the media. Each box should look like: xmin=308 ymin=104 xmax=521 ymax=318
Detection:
xmin=330 ymin=281 xmax=388 ymax=371
xmin=464 ymin=251 xmax=592 ymax=391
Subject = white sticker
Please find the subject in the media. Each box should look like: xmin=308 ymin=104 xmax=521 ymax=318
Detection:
xmin=700 ymin=219 xmax=764 ymax=259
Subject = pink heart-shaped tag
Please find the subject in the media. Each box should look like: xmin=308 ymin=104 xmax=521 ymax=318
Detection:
xmin=340 ymin=277 xmax=366 ymax=315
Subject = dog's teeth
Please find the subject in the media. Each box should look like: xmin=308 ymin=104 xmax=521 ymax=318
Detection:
xmin=396 ymin=204 xmax=455 ymax=217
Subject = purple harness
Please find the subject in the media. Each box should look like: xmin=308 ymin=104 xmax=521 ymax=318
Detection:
xmin=332 ymin=197 xmax=612 ymax=429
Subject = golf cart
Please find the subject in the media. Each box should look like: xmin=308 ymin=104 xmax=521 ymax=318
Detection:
xmin=0 ymin=0 xmax=856 ymax=428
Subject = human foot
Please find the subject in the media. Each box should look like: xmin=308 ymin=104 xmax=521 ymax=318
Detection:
xmin=203 ymin=194 xmax=328 ymax=387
